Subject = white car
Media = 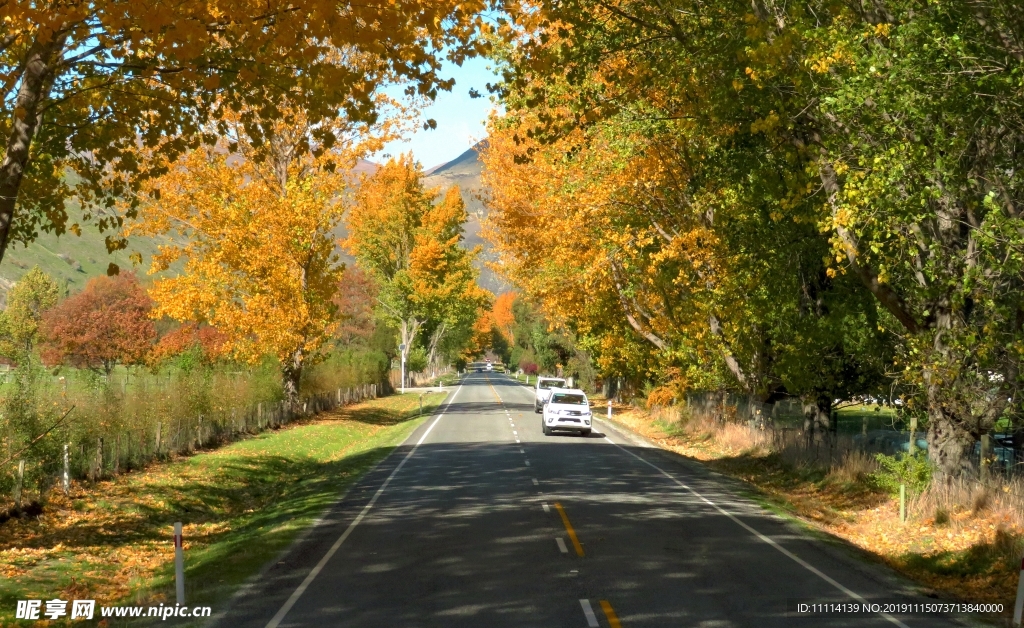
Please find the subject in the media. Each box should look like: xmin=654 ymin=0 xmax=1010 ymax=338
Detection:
xmin=534 ymin=376 xmax=567 ymax=412
xmin=486 ymin=363 xmax=493 ymax=372
xmin=542 ymin=389 xmax=592 ymax=436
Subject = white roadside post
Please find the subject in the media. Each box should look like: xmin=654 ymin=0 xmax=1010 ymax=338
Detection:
xmin=1014 ymin=555 xmax=1024 ymax=626
xmin=62 ymin=444 xmax=70 ymax=494
xmin=174 ymin=522 xmax=185 ymax=605
xmin=607 ymin=400 xmax=612 ymax=419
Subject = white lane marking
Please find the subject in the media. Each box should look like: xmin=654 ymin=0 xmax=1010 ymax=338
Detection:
xmin=598 ymin=425 xmax=911 ymax=628
xmin=543 ymin=503 xmax=550 ymax=513
xmin=532 ymin=478 xmax=539 ymax=486
xmin=556 ymin=537 xmax=568 ymax=554
xmin=580 ymin=599 xmax=599 ymax=627
xmin=264 ymin=385 xmax=462 ymax=628
xmin=525 ymin=460 xmax=531 ymax=466
xmin=513 ymin=430 xmax=518 ymax=435
xmin=520 ymin=448 xmax=525 ymax=454
xmin=516 ymin=439 xmax=521 ymax=443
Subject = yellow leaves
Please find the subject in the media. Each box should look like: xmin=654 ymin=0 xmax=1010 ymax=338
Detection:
xmin=750 ymin=110 xmax=780 ymax=134
xmin=131 ymin=106 xmax=349 ymax=368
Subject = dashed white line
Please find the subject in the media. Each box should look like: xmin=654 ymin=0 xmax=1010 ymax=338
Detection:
xmin=532 ymin=478 xmax=539 ymax=486
xmin=525 ymin=460 xmax=531 ymax=466
xmin=542 ymin=503 xmax=550 ymax=513
xmin=580 ymin=599 xmax=599 ymax=627
xmin=519 ymin=448 xmax=525 ymax=454
xmin=556 ymin=538 xmax=568 ymax=554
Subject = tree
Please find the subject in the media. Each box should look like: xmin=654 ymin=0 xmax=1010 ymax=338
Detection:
xmin=0 ymin=266 xmax=61 ymax=359
xmin=344 ymin=156 xmax=486 ymax=379
xmin=489 ymin=0 xmax=1024 ymax=475
xmin=150 ymin=323 xmax=228 ymax=365
xmin=40 ymin=273 xmax=156 ymax=374
xmin=0 ymin=0 xmax=488 ymax=267
xmin=128 ymin=107 xmax=351 ymax=404
xmin=334 ymin=266 xmax=380 ymax=346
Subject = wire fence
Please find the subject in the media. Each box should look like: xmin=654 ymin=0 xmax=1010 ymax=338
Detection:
xmin=2 ymin=383 xmax=381 ymax=515
xmin=674 ymin=391 xmax=1024 ymax=505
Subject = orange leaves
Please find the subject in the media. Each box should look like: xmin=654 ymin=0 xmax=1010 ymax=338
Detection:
xmin=492 ymin=292 xmax=517 ymax=344
xmin=129 ymin=107 xmax=348 ymax=372
xmin=344 ymin=155 xmax=485 ymax=343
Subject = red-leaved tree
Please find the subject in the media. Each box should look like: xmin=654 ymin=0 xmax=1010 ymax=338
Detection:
xmin=150 ymin=323 xmax=228 ymax=365
xmin=334 ymin=266 xmax=379 ymax=345
xmin=41 ymin=273 xmax=157 ymax=374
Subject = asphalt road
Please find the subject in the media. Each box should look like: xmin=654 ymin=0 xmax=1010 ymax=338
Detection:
xmin=217 ymin=371 xmax=974 ymax=628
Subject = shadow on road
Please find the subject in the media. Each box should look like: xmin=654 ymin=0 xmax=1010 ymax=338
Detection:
xmin=218 ymin=427 xmax=960 ymax=628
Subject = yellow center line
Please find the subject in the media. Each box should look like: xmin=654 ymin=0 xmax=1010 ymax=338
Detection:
xmin=554 ymin=502 xmax=585 ymax=557
xmin=600 ymin=600 xmax=622 ymax=628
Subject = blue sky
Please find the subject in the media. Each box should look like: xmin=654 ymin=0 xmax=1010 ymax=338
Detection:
xmin=376 ymin=55 xmax=502 ymax=171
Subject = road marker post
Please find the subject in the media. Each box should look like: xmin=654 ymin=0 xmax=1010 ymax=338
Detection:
xmin=62 ymin=444 xmax=70 ymax=494
xmin=607 ymin=400 xmax=612 ymax=419
xmin=1014 ymin=555 xmax=1024 ymax=625
xmin=174 ymin=522 xmax=185 ymax=605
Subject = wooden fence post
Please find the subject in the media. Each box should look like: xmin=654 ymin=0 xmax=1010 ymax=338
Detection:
xmin=981 ymin=434 xmax=992 ymax=483
xmin=96 ymin=438 xmax=104 ymax=480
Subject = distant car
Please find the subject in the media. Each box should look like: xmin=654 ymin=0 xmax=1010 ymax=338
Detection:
xmin=542 ymin=389 xmax=592 ymax=436
xmin=534 ymin=377 xmax=567 ymax=412
xmin=486 ymin=363 xmax=493 ymax=372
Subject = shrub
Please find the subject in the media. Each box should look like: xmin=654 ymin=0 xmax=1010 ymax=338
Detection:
xmin=519 ymin=360 xmax=538 ymax=375
xmin=871 ymin=451 xmax=932 ymax=496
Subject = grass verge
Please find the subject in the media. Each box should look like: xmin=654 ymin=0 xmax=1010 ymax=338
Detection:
xmin=0 ymin=391 xmax=448 ymax=625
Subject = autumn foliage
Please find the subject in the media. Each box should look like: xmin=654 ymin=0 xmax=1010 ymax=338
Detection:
xmin=0 ymin=0 xmax=489 ymax=266
xmin=129 ymin=107 xmax=356 ymax=402
xmin=40 ymin=273 xmax=156 ymax=374
xmin=485 ymin=0 xmax=1024 ymax=477
xmin=150 ymin=323 xmax=228 ymax=365
xmin=344 ymin=155 xmax=487 ymax=375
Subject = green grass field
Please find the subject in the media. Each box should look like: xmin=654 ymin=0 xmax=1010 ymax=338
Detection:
xmin=0 ymin=391 xmax=448 ymax=625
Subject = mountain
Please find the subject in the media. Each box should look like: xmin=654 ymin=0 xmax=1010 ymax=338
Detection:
xmin=423 ymin=141 xmax=508 ymax=295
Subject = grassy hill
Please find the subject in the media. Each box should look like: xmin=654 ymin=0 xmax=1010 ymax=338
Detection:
xmin=0 ymin=206 xmax=173 ymax=304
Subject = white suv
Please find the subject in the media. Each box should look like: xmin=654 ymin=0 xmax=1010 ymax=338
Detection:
xmin=534 ymin=377 xmax=566 ymax=412
xmin=542 ymin=389 xmax=593 ymax=436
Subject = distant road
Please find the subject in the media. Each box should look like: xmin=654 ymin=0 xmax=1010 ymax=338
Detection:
xmin=219 ymin=372 xmax=970 ymax=627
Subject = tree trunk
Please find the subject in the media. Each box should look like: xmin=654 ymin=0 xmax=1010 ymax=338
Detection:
xmin=0 ymin=31 xmax=65 ymax=265
xmin=802 ymin=395 xmax=833 ymax=447
xmin=398 ymin=317 xmax=423 ymax=387
xmin=282 ymin=346 xmax=303 ymax=408
xmin=426 ymin=322 xmax=446 ymax=375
